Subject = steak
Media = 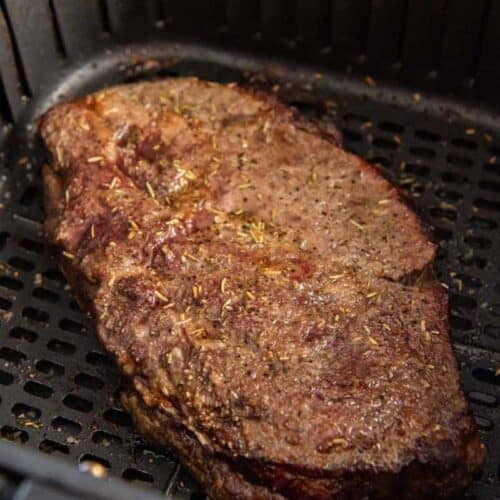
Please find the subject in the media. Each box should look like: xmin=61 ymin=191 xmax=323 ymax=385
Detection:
xmin=39 ymin=77 xmax=485 ymax=499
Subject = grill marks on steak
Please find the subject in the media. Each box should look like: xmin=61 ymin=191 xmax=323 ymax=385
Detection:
xmin=40 ymin=78 xmax=484 ymax=498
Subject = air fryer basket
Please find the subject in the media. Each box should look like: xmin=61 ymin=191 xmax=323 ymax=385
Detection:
xmin=0 ymin=1 xmax=499 ymax=499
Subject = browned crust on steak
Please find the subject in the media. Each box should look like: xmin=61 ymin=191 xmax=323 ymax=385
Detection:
xmin=39 ymin=77 xmax=484 ymax=499
xmin=123 ymin=389 xmax=483 ymax=499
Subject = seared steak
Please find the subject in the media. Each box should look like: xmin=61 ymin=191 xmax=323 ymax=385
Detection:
xmin=39 ymin=78 xmax=485 ymax=499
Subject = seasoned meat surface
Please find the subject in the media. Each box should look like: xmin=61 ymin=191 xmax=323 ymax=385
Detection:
xmin=39 ymin=78 xmax=485 ymax=499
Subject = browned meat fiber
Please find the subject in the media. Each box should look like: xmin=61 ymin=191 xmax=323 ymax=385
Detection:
xmin=39 ymin=78 xmax=485 ymax=499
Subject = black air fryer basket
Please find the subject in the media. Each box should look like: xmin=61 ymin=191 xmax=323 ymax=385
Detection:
xmin=0 ymin=1 xmax=498 ymax=499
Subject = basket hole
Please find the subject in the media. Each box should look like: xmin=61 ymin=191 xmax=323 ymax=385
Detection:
xmin=0 ymin=275 xmax=23 ymax=290
xmin=473 ymin=415 xmax=493 ymax=431
xmin=447 ymin=153 xmax=473 ymax=167
xmin=86 ymin=351 xmax=114 ymax=369
xmin=372 ymin=137 xmax=398 ymax=150
xmin=451 ymin=138 xmax=477 ymax=150
xmin=51 ymin=416 xmax=82 ymax=435
xmin=8 ymin=256 xmax=34 ymax=271
xmin=75 ymin=372 xmax=104 ymax=390
xmin=474 ymin=197 xmax=500 ymax=213
xmin=0 ymin=232 xmax=9 ymax=251
xmin=103 ymin=408 xmax=132 ymax=427
xmin=450 ymin=315 xmax=473 ymax=331
xmin=190 ymin=493 xmax=205 ymax=500
xmin=63 ymin=394 xmax=93 ymax=413
xmin=408 ymin=183 xmax=425 ymax=195
xmin=484 ymin=163 xmax=500 ymax=176
xmin=19 ymin=186 xmax=39 ymax=206
xmin=453 ymin=273 xmax=482 ymax=289
xmin=378 ymin=122 xmax=404 ymax=133
xmin=69 ymin=299 xmax=83 ymax=312
xmin=79 ymin=454 xmax=110 ymax=469
xmin=43 ymin=268 xmax=66 ymax=285
xmin=433 ymin=227 xmax=453 ymax=242
xmin=39 ymin=439 xmax=69 ymax=455
xmin=473 ymin=416 xmax=493 ymax=431
xmin=36 ymin=359 xmax=64 ymax=377
xmin=450 ymin=293 xmax=477 ymax=311
xmin=435 ymin=247 xmax=448 ymax=261
xmin=12 ymin=403 xmax=41 ymax=423
xmin=429 ymin=207 xmax=456 ymax=221
xmin=468 ymin=391 xmax=498 ymax=407
xmin=342 ymin=113 xmax=369 ymax=124
xmin=0 ymin=297 xmax=12 ymax=310
xmin=464 ymin=236 xmax=491 ymax=250
xmin=408 ymin=146 xmax=435 ymax=159
xmin=33 ymin=287 xmax=60 ymax=303
xmin=10 ymin=326 xmax=37 ymax=343
xmin=59 ymin=318 xmax=86 ymax=334
xmin=19 ymin=238 xmax=44 ymax=254
xmin=484 ymin=324 xmax=500 ymax=339
xmin=415 ymin=129 xmax=441 ymax=142
xmin=0 ymin=347 xmax=26 ymax=365
xmin=469 ymin=216 xmax=497 ymax=230
xmin=122 ymin=468 xmax=154 ymax=484
xmin=340 ymin=128 xmax=362 ymax=142
xmin=24 ymin=381 xmax=53 ymax=399
xmin=47 ymin=339 xmax=76 ymax=355
xmin=288 ymin=101 xmax=321 ymax=116
xmin=442 ymin=171 xmax=469 ymax=184
xmin=479 ymin=180 xmax=500 ymax=193
xmin=112 ymin=386 xmax=124 ymax=402
xmin=22 ymin=307 xmax=49 ymax=324
xmin=1 ymin=425 xmax=28 ymax=443
xmin=472 ymin=368 xmax=500 ymax=386
xmin=0 ymin=369 xmax=13 ymax=385
xmin=92 ymin=430 xmax=122 ymax=447
xmin=405 ymin=163 xmax=430 ymax=176
xmin=436 ymin=189 xmax=462 ymax=202
xmin=459 ymin=253 xmax=487 ymax=269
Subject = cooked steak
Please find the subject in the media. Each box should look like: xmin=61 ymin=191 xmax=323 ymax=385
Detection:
xmin=39 ymin=77 xmax=485 ymax=499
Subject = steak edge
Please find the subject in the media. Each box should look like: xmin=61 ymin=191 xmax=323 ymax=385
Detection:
xmin=39 ymin=77 xmax=485 ymax=499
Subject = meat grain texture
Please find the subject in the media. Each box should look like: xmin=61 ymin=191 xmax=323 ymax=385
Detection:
xmin=39 ymin=78 xmax=485 ymax=499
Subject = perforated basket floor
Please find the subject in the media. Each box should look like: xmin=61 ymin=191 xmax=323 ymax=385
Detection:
xmin=0 ymin=44 xmax=499 ymax=499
